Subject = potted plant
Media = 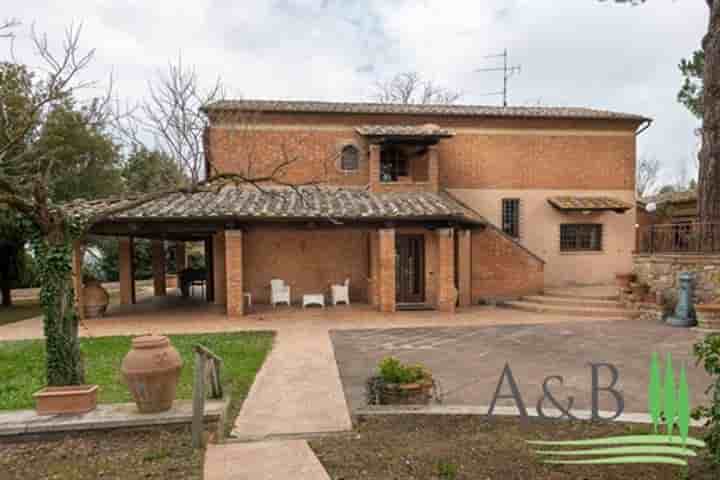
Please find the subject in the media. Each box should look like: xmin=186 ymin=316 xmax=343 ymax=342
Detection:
xmin=615 ymin=273 xmax=636 ymax=290
xmin=367 ymin=357 xmax=434 ymax=405
xmin=696 ymin=298 xmax=720 ymax=331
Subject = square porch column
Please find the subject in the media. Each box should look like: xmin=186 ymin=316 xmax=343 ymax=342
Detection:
xmin=213 ymin=231 xmax=226 ymax=306
xmin=436 ymin=228 xmax=456 ymax=313
xmin=368 ymin=231 xmax=379 ymax=307
xmin=151 ymin=239 xmax=166 ymax=296
xmin=71 ymin=240 xmax=85 ymax=320
xmin=119 ymin=237 xmax=135 ymax=305
xmin=175 ymin=242 xmax=187 ymax=271
xmin=225 ymin=230 xmax=244 ymax=317
xmin=378 ymin=228 xmax=396 ymax=313
xmin=457 ymin=229 xmax=472 ymax=307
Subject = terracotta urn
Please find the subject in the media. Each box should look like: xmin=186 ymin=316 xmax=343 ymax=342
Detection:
xmin=121 ymin=335 xmax=183 ymax=413
xmin=380 ymin=378 xmax=434 ymax=405
xmin=615 ymin=273 xmax=636 ymax=290
xmin=83 ymin=279 xmax=110 ymax=318
xmin=695 ymin=303 xmax=720 ymax=331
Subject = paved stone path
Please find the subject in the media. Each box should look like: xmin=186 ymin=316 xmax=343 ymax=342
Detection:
xmin=331 ymin=321 xmax=711 ymax=414
xmin=205 ymin=440 xmax=330 ymax=480
xmin=232 ymin=327 xmax=352 ymax=440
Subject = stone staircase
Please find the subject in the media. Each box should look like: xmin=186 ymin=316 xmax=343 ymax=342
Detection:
xmin=503 ymin=286 xmax=640 ymax=320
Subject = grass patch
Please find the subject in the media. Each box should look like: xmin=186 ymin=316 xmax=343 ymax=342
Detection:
xmin=0 ymin=332 xmax=274 ymax=411
xmin=0 ymin=300 xmax=43 ymax=326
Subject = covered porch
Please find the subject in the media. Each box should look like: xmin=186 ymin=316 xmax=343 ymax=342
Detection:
xmin=67 ymin=186 xmax=484 ymax=319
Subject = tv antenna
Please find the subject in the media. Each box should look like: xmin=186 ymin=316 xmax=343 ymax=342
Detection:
xmin=475 ymin=49 xmax=521 ymax=106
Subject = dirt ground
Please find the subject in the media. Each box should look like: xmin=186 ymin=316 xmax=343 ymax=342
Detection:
xmin=310 ymin=415 xmax=718 ymax=480
xmin=0 ymin=425 xmax=203 ymax=480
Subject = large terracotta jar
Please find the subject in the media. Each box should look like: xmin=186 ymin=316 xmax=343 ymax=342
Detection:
xmin=121 ymin=335 xmax=183 ymax=413
xmin=83 ymin=279 xmax=110 ymax=318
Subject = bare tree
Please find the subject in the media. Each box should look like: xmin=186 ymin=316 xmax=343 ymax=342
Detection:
xmin=0 ymin=27 xmax=316 ymax=387
xmin=636 ymin=156 xmax=661 ymax=198
xmin=373 ymin=72 xmax=461 ymax=105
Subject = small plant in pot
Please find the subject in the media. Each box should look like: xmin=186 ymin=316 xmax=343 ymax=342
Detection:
xmin=366 ymin=357 xmax=434 ymax=405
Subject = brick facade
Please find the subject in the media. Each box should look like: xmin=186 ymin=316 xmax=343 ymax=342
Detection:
xmin=470 ymin=228 xmax=544 ymax=301
xmin=201 ymin=105 xmax=643 ymax=315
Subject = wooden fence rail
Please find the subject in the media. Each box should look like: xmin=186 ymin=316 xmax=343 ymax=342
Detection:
xmin=192 ymin=345 xmax=223 ymax=448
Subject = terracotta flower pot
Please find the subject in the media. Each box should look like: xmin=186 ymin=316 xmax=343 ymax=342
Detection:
xmin=615 ymin=273 xmax=636 ymax=289
xmin=379 ymin=378 xmax=433 ymax=405
xmin=83 ymin=280 xmax=109 ymax=318
xmin=121 ymin=335 xmax=183 ymax=413
xmin=695 ymin=304 xmax=720 ymax=331
xmin=33 ymin=385 xmax=98 ymax=415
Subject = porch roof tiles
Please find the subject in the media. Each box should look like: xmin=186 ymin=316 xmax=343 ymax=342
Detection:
xmin=67 ymin=186 xmax=485 ymax=225
xmin=547 ymin=196 xmax=633 ymax=213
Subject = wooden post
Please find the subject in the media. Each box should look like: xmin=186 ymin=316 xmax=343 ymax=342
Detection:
xmin=191 ymin=350 xmax=206 ymax=449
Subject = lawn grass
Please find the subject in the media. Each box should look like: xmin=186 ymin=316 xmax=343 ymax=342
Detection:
xmin=0 ymin=301 xmax=43 ymax=326
xmin=0 ymin=332 xmax=274 ymax=411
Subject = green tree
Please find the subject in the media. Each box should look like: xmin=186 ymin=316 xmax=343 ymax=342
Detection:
xmin=122 ymin=146 xmax=185 ymax=194
xmin=678 ymin=50 xmax=704 ymax=119
xmin=607 ymin=0 xmax=720 ymax=223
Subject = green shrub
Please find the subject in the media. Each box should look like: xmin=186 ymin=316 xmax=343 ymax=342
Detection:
xmin=692 ymin=333 xmax=720 ymax=464
xmin=378 ymin=357 xmax=429 ymax=384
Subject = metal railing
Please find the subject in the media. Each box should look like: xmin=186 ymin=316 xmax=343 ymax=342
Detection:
xmin=637 ymin=222 xmax=720 ymax=254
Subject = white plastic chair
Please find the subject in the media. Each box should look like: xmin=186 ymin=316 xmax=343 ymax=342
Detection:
xmin=331 ymin=278 xmax=350 ymax=306
xmin=270 ymin=279 xmax=291 ymax=307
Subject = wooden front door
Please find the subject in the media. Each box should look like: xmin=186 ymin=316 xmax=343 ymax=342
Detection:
xmin=396 ymin=234 xmax=425 ymax=304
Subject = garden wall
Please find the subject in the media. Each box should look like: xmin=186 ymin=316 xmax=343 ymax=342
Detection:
xmin=633 ymin=253 xmax=720 ymax=305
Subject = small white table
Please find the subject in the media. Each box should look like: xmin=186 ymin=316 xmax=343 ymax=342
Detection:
xmin=302 ymin=293 xmax=325 ymax=308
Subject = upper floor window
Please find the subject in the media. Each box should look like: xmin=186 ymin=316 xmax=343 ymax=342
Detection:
xmin=380 ymin=146 xmax=409 ymax=182
xmin=340 ymin=145 xmax=359 ymax=171
xmin=502 ymin=198 xmax=520 ymax=238
xmin=560 ymin=224 xmax=603 ymax=252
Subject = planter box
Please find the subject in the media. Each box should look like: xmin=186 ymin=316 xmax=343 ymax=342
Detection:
xmin=696 ymin=304 xmax=720 ymax=331
xmin=380 ymin=380 xmax=433 ymax=405
xmin=33 ymin=385 xmax=98 ymax=416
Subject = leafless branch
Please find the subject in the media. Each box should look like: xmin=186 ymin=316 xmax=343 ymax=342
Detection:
xmin=636 ymin=155 xmax=661 ymax=197
xmin=373 ymin=71 xmax=461 ymax=105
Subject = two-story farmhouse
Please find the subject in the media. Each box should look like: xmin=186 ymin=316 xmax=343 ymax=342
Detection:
xmin=77 ymin=99 xmax=649 ymax=316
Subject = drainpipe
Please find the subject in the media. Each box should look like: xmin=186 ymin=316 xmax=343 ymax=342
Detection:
xmin=635 ymin=118 xmax=653 ymax=136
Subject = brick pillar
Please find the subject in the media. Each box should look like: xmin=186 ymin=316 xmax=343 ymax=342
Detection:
xmin=436 ymin=228 xmax=456 ymax=313
xmin=369 ymin=144 xmax=381 ymax=193
xmin=428 ymin=145 xmax=440 ymax=193
xmin=457 ymin=229 xmax=472 ymax=307
xmin=378 ymin=228 xmax=396 ymax=313
xmin=368 ymin=231 xmax=379 ymax=307
xmin=71 ymin=240 xmax=85 ymax=320
xmin=176 ymin=242 xmax=187 ymax=271
xmin=151 ymin=239 xmax=166 ymax=296
xmin=119 ymin=237 xmax=135 ymax=305
xmin=213 ymin=231 xmax=226 ymax=306
xmin=225 ymin=230 xmax=244 ymax=317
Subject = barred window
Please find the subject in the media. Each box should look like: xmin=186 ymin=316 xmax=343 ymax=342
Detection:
xmin=560 ymin=224 xmax=603 ymax=252
xmin=340 ymin=145 xmax=359 ymax=171
xmin=502 ymin=199 xmax=520 ymax=238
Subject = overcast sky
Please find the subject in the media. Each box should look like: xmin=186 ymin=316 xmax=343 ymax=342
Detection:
xmin=3 ymin=0 xmax=709 ymax=188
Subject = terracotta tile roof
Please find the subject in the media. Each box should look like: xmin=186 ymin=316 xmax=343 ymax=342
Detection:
xmin=547 ymin=196 xmax=633 ymax=212
xmin=203 ymin=99 xmax=649 ymax=122
xmin=640 ymin=190 xmax=697 ymax=205
xmin=355 ymin=124 xmax=455 ymax=137
xmin=68 ymin=186 xmax=484 ymax=225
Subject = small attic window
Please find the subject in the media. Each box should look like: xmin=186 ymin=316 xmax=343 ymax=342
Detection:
xmin=340 ymin=145 xmax=359 ymax=171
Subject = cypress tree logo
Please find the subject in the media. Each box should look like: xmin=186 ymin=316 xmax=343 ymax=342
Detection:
xmin=527 ymin=353 xmax=707 ymax=467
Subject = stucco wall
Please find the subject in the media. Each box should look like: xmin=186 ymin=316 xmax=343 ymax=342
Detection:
xmin=450 ymin=189 xmax=637 ymax=287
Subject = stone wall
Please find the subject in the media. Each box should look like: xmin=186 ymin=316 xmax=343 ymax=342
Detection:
xmin=633 ymin=254 xmax=720 ymax=306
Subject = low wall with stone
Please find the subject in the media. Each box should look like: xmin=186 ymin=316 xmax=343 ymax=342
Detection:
xmin=633 ymin=254 xmax=720 ymax=306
